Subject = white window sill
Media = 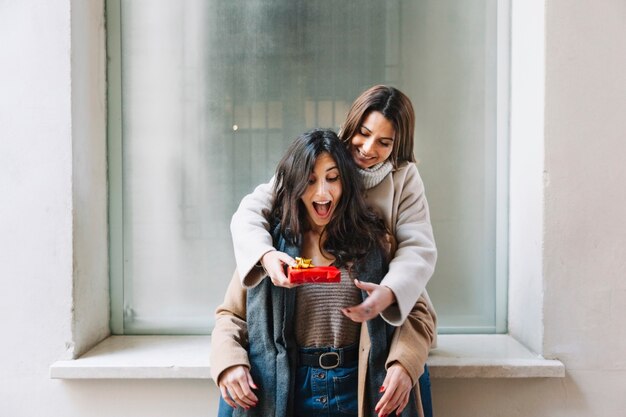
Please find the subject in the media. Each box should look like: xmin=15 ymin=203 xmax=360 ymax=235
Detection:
xmin=50 ymin=334 xmax=564 ymax=379
xmin=428 ymin=334 xmax=564 ymax=378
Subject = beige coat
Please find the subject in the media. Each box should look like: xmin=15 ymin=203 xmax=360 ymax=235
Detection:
xmin=211 ymin=271 xmax=437 ymax=417
xmin=230 ymin=162 xmax=437 ymax=328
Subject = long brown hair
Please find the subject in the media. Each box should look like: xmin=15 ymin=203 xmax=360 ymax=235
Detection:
xmin=271 ymin=129 xmax=388 ymax=265
xmin=339 ymin=85 xmax=416 ymax=167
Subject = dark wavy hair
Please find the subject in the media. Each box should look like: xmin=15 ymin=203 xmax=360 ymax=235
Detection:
xmin=338 ymin=85 xmax=416 ymax=168
xmin=270 ymin=128 xmax=388 ymax=265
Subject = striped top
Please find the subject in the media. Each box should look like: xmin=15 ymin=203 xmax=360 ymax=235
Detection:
xmin=294 ymin=266 xmax=361 ymax=348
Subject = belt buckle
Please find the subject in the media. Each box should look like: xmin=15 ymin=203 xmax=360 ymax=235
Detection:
xmin=319 ymin=352 xmax=340 ymax=369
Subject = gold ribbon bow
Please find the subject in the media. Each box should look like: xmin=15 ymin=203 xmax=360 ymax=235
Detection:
xmin=294 ymin=257 xmax=314 ymax=269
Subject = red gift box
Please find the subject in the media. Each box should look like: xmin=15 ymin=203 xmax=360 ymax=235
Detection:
xmin=288 ymin=259 xmax=341 ymax=284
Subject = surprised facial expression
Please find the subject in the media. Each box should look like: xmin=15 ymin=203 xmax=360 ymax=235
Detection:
xmin=301 ymin=152 xmax=343 ymax=231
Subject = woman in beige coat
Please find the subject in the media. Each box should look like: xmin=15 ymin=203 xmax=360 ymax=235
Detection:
xmin=212 ymin=129 xmax=436 ymax=417
xmin=211 ymin=274 xmax=435 ymax=417
xmin=230 ymin=85 xmax=437 ymax=327
xmin=228 ymin=86 xmax=438 ymax=415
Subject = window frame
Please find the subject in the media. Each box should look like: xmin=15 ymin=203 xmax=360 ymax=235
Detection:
xmin=53 ymin=0 xmax=563 ymax=378
xmin=106 ymin=0 xmax=511 ymax=335
xmin=107 ymin=0 xmax=125 ymax=335
xmin=494 ymin=0 xmax=512 ymax=334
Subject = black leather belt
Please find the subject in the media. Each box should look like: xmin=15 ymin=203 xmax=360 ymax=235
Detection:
xmin=298 ymin=347 xmax=359 ymax=370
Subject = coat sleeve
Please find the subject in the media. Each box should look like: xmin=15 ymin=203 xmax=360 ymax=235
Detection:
xmin=379 ymin=163 xmax=438 ymax=326
xmin=210 ymin=270 xmax=251 ymax=384
xmin=385 ymin=293 xmax=436 ymax=385
xmin=230 ymin=178 xmax=277 ymax=288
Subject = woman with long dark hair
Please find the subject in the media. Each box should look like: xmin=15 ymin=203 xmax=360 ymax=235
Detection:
xmin=212 ymin=129 xmax=435 ymax=417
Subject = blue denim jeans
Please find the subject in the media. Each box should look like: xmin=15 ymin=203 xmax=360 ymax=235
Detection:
xmin=216 ymin=365 xmax=358 ymax=417
xmin=217 ymin=395 xmax=233 ymax=417
xmin=293 ymin=357 xmax=359 ymax=417
xmin=419 ymin=364 xmax=433 ymax=417
xmin=217 ymin=364 xmax=433 ymax=417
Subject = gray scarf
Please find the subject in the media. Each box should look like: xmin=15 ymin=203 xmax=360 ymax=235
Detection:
xmin=358 ymin=161 xmax=393 ymax=190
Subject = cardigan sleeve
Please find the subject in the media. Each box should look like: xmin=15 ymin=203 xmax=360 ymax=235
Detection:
xmin=385 ymin=293 xmax=436 ymax=385
xmin=210 ymin=270 xmax=251 ymax=384
xmin=379 ymin=163 xmax=438 ymax=326
xmin=230 ymin=178 xmax=277 ymax=288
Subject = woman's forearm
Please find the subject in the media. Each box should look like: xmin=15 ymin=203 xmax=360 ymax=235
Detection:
xmin=230 ymin=179 xmax=277 ymax=287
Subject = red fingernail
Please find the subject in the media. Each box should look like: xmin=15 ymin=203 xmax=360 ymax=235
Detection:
xmin=379 ymin=385 xmax=385 ymax=393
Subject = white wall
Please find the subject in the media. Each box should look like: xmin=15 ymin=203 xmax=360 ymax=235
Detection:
xmin=433 ymin=0 xmax=626 ymax=416
xmin=508 ymin=0 xmax=545 ymax=355
xmin=0 ymin=1 xmax=220 ymax=416
xmin=1 ymin=1 xmax=625 ymax=416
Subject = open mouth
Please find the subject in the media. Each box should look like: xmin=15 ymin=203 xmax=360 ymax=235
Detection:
xmin=312 ymin=201 xmax=332 ymax=217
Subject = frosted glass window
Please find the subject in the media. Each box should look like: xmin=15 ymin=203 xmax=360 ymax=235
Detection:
xmin=108 ymin=0 xmax=509 ymax=334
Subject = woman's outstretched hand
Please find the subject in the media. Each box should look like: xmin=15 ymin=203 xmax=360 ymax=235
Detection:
xmin=374 ymin=363 xmax=413 ymax=417
xmin=218 ymin=365 xmax=259 ymax=410
xmin=341 ymin=280 xmax=396 ymax=322
xmin=261 ymin=250 xmax=297 ymax=288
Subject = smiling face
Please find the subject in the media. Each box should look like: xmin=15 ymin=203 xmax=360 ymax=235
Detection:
xmin=350 ymin=111 xmax=395 ymax=169
xmin=301 ymin=152 xmax=343 ymax=231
